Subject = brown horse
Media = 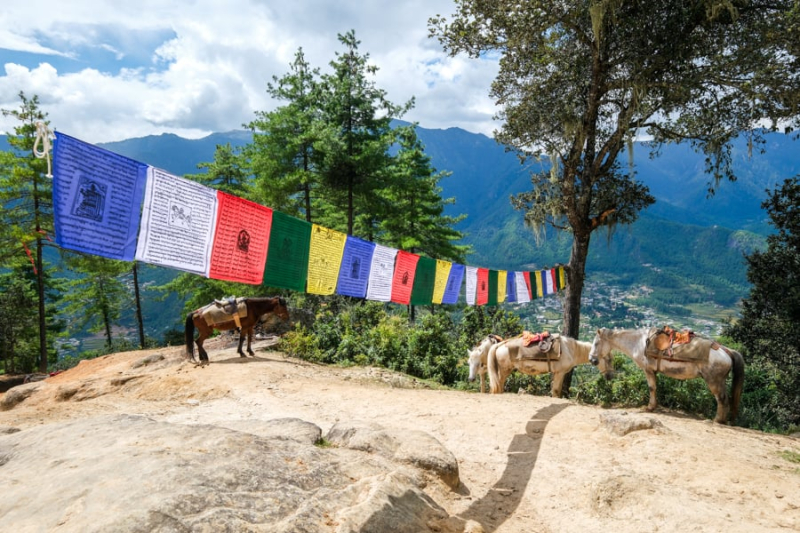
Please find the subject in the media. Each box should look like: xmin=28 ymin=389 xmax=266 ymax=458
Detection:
xmin=185 ymin=297 xmax=290 ymax=365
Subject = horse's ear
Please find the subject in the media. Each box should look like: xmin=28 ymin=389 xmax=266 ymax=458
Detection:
xmin=279 ymin=297 xmax=287 ymax=307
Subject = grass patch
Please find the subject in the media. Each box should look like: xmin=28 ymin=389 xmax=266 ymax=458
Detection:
xmin=778 ymin=450 xmax=800 ymax=464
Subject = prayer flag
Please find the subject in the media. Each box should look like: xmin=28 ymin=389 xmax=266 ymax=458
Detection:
xmin=545 ymin=268 xmax=556 ymax=295
xmin=523 ymin=271 xmax=534 ymax=300
xmin=262 ymin=211 xmax=312 ymax=292
xmin=136 ymin=167 xmax=218 ymax=275
xmin=307 ymin=224 xmax=347 ymax=295
xmin=487 ymin=270 xmax=498 ymax=306
xmin=497 ymin=270 xmax=507 ymax=303
xmin=535 ymin=270 xmax=544 ymax=298
xmin=476 ymin=268 xmax=489 ymax=306
xmin=366 ymin=244 xmax=398 ymax=302
xmin=337 ymin=236 xmax=376 ymax=298
xmin=557 ymin=266 xmax=567 ymax=290
xmin=442 ymin=263 xmax=464 ymax=304
xmin=410 ymin=256 xmax=436 ymax=306
xmin=52 ymin=132 xmax=147 ymax=261
xmin=514 ymin=272 xmax=530 ymax=303
xmin=209 ymin=192 xmax=272 ymax=285
xmin=391 ymin=250 xmax=420 ymax=305
xmin=506 ymin=271 xmax=517 ymax=303
xmin=432 ymin=259 xmax=453 ymax=304
xmin=465 ymin=266 xmax=478 ymax=305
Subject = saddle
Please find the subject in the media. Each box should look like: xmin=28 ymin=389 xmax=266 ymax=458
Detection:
xmin=518 ymin=331 xmax=559 ymax=360
xmin=200 ymin=297 xmax=248 ymax=327
xmin=646 ymin=326 xmax=718 ymax=366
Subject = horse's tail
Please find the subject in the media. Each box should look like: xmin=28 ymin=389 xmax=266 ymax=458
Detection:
xmin=487 ymin=343 xmax=502 ymax=394
xmin=185 ymin=312 xmax=195 ymax=360
xmin=728 ymin=348 xmax=745 ymax=424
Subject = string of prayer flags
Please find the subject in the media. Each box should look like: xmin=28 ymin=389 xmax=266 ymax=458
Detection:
xmin=307 ymin=224 xmax=347 ymax=295
xmin=506 ymin=271 xmax=517 ymax=303
xmin=410 ymin=256 xmax=437 ymax=306
xmin=52 ymin=132 xmax=147 ymax=261
xmin=432 ymin=260 xmax=452 ymax=304
xmin=336 ymin=236 xmax=376 ymax=298
xmin=497 ymin=270 xmax=508 ymax=304
xmin=209 ymin=192 xmax=272 ymax=285
xmin=135 ymin=167 xmax=219 ymax=275
xmin=391 ymin=250 xmax=420 ymax=305
xmin=49 ymin=131 xmax=572 ymax=307
xmin=262 ymin=211 xmax=311 ymax=292
xmin=366 ymin=244 xmax=398 ymax=302
xmin=442 ymin=263 xmax=464 ymax=304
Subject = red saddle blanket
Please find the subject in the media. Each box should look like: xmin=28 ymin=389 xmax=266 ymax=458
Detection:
xmin=522 ymin=330 xmax=550 ymax=347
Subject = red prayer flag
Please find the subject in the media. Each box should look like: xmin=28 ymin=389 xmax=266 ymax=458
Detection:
xmin=390 ymin=250 xmax=420 ymax=305
xmin=208 ymin=191 xmax=272 ymax=285
xmin=476 ymin=268 xmax=489 ymax=306
xmin=523 ymin=271 xmax=533 ymax=299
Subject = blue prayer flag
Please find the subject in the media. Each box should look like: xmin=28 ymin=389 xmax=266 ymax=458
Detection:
xmin=336 ymin=236 xmax=376 ymax=298
xmin=442 ymin=263 xmax=465 ymax=304
xmin=52 ymin=132 xmax=147 ymax=261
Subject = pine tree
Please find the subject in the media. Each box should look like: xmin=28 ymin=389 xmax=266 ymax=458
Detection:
xmin=0 ymin=92 xmax=58 ymax=371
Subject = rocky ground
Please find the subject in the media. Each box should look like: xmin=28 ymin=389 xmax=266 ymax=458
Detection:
xmin=1 ymin=336 xmax=798 ymax=532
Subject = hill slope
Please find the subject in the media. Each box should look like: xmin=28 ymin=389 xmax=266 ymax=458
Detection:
xmin=1 ymin=341 xmax=798 ymax=532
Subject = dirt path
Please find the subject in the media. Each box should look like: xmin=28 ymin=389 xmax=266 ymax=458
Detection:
xmin=2 ymin=338 xmax=798 ymax=532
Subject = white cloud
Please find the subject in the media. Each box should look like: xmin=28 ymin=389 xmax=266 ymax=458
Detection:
xmin=0 ymin=1 xmax=500 ymax=143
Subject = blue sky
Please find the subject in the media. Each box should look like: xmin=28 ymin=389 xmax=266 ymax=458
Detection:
xmin=0 ymin=1 xmax=499 ymax=143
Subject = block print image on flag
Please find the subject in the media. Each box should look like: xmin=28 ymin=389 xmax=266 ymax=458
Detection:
xmin=410 ymin=256 xmax=436 ymax=306
xmin=366 ymin=244 xmax=398 ymax=302
xmin=208 ymin=192 xmax=272 ymax=285
xmin=262 ymin=211 xmax=312 ymax=293
xmin=135 ymin=168 xmax=219 ymax=275
xmin=337 ymin=236 xmax=376 ymax=299
xmin=391 ymin=250 xmax=420 ymax=305
xmin=52 ymin=132 xmax=148 ymax=261
xmin=307 ymin=224 xmax=347 ymax=295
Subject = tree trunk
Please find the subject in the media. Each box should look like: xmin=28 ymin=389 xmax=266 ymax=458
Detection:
xmin=133 ymin=262 xmax=146 ymax=349
xmin=559 ymin=231 xmax=591 ymax=396
xmin=36 ymin=236 xmax=47 ymax=373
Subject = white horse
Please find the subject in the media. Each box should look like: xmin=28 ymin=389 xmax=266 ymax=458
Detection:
xmin=467 ymin=334 xmax=503 ymax=393
xmin=487 ymin=334 xmax=593 ymax=397
xmin=588 ymin=327 xmax=745 ymax=424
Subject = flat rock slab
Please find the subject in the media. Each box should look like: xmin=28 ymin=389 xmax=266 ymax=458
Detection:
xmin=0 ymin=414 xmax=456 ymax=532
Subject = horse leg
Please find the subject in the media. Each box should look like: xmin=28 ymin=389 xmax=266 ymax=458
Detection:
xmin=645 ymin=370 xmax=658 ymax=412
xmin=196 ymin=337 xmax=209 ymax=366
xmin=550 ymin=371 xmax=565 ymax=398
xmin=706 ymin=377 xmax=730 ymax=424
xmin=237 ymin=331 xmax=246 ymax=357
xmin=246 ymin=327 xmax=255 ymax=356
xmin=479 ymin=372 xmax=485 ymax=394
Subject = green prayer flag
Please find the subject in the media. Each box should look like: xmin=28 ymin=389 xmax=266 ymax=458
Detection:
xmin=262 ymin=211 xmax=312 ymax=292
xmin=410 ymin=256 xmax=436 ymax=306
xmin=487 ymin=270 xmax=498 ymax=306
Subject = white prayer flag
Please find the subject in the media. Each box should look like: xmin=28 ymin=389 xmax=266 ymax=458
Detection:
xmin=465 ymin=266 xmax=478 ymax=306
xmin=135 ymin=167 xmax=219 ymax=276
xmin=366 ymin=244 xmax=398 ymax=302
xmin=515 ymin=271 xmax=531 ymax=303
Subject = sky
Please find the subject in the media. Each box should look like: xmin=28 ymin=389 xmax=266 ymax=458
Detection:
xmin=0 ymin=1 xmax=500 ymax=144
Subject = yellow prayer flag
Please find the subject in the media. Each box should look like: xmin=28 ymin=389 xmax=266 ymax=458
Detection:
xmin=432 ymin=259 xmax=452 ymax=304
xmin=497 ymin=270 xmax=507 ymax=303
xmin=307 ymin=224 xmax=347 ymax=295
xmin=535 ymin=270 xmax=544 ymax=298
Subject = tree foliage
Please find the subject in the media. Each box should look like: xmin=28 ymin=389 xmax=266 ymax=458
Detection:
xmin=727 ymin=175 xmax=800 ymax=429
xmin=0 ymin=92 xmax=59 ymax=371
xmin=429 ymin=0 xmax=798 ymax=353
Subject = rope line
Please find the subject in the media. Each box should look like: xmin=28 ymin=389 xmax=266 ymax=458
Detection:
xmin=33 ymin=121 xmax=54 ymax=178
